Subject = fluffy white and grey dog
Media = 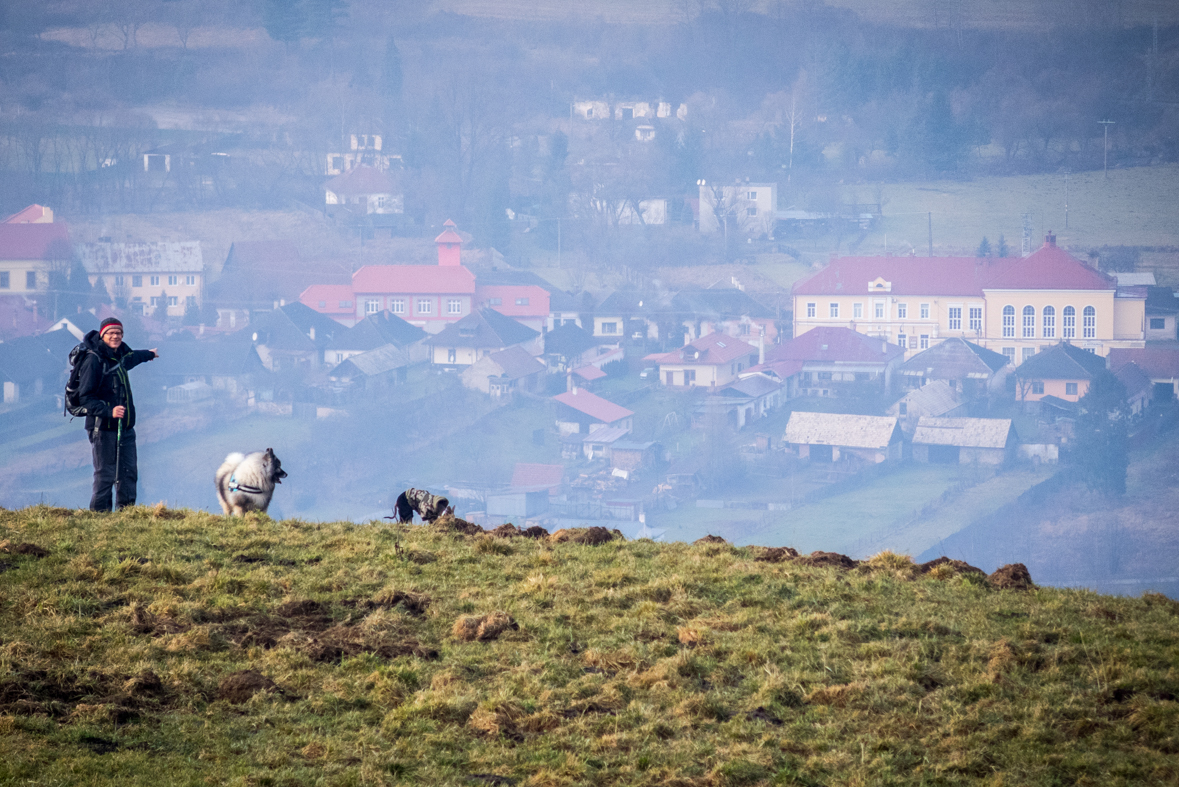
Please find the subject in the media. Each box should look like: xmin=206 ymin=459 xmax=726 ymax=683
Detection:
xmin=215 ymin=448 xmax=288 ymax=516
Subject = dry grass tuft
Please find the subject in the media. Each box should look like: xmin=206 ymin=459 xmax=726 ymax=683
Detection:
xmin=452 ymin=612 xmax=519 ymax=642
xmin=549 ymin=527 xmax=622 ymax=545
xmin=865 ymin=550 xmax=917 ymax=579
xmin=806 ymin=682 xmax=867 ymax=707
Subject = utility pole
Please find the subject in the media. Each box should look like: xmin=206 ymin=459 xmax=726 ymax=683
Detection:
xmin=556 ymin=217 xmax=561 ymax=269
xmin=1064 ymin=169 xmax=1069 ymax=229
xmin=1099 ymin=120 xmax=1115 ymax=179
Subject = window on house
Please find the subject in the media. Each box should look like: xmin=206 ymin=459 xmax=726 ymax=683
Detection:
xmin=969 ymin=306 xmax=982 ymax=332
xmin=818 ymin=371 xmax=832 ymax=381
xmin=1003 ymin=347 xmax=1016 ymax=362
xmin=747 ymin=207 xmax=757 ymax=216
xmin=875 ymin=301 xmax=885 ymax=319
xmin=665 ymin=371 xmax=674 ymax=386
xmin=899 ymin=403 xmax=908 ymax=415
xmin=685 ymin=370 xmax=696 ymax=385
xmin=1022 ymin=347 xmax=1036 ymax=362
xmin=447 ymin=348 xmax=456 ymax=364
xmin=0 ymin=272 xmax=8 ymax=289
xmin=150 ymin=276 xmax=160 ymax=286
xmin=1043 ymin=306 xmax=1055 ymax=338
xmin=948 ymin=306 xmax=962 ymax=330
xmin=1083 ymin=306 xmax=1096 ymax=338
xmin=897 ymin=303 xmax=907 ymax=319
xmin=448 ymin=299 xmax=462 ymax=315
xmin=114 ymin=275 xmax=124 ymax=287
xmin=26 ymin=271 xmax=37 ymax=289
xmin=168 ymin=275 xmax=178 ymax=286
xmin=748 ymin=191 xmax=757 ymax=200
xmin=376 ymin=195 xmax=386 ymax=208
xmin=132 ymin=275 xmax=142 ymax=288
xmin=319 ymin=301 xmax=327 ymax=308
xmin=739 ymin=322 xmax=751 ymax=335
xmin=488 ymin=297 xmax=502 ymax=305
xmin=897 ymin=334 xmax=906 ymax=349
xmin=150 ymin=296 xmax=160 ymax=307
xmin=806 ymin=302 xmax=816 ymax=318
xmin=853 ymin=303 xmax=863 ymax=318
xmin=1150 ymin=317 xmax=1166 ymax=330
xmin=602 ymin=322 xmax=617 ymax=334
xmin=585 ymin=107 xmax=594 ymax=118
xmin=366 ymin=299 xmax=380 ymax=314
xmin=389 ymin=299 xmax=403 ymax=314
xmin=829 ymin=303 xmax=839 ymax=318
xmin=920 ymin=335 xmax=929 ymax=349
xmin=186 ymin=275 xmax=195 ymax=286
xmin=168 ymin=296 xmax=178 ymax=307
xmin=515 ymin=297 xmax=529 ymax=306
xmin=1066 ymin=382 xmax=1078 ymax=396
xmin=417 ymin=298 xmax=433 ymax=314
xmin=1022 ymin=306 xmax=1035 ymax=338
xmin=1063 ymin=306 xmax=1075 ymax=338
xmin=1031 ymin=381 xmax=1044 ymax=395
xmin=920 ymin=303 xmax=930 ymax=320
xmin=1003 ymin=305 xmax=1015 ymax=337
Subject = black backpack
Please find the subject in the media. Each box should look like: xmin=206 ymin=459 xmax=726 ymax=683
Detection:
xmin=64 ymin=343 xmax=103 ymax=417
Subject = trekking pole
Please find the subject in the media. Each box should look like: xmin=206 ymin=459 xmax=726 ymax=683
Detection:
xmin=114 ymin=413 xmax=123 ymax=509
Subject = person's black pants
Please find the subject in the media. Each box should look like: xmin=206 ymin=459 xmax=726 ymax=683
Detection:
xmin=89 ymin=427 xmax=137 ymax=512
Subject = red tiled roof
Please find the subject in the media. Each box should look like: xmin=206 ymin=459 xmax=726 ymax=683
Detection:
xmin=3 ymin=204 xmax=52 ymax=224
xmin=1108 ymin=347 xmax=1179 ymax=379
xmin=300 ymin=284 xmax=356 ymax=314
xmin=510 ymin=462 xmax=564 ymax=491
xmin=0 ymin=222 xmax=70 ymax=260
xmin=793 ymin=241 xmax=1114 ymax=298
xmin=768 ymin=326 xmax=905 ymax=364
xmin=983 ymin=241 xmax=1114 ymax=291
xmin=573 ymin=365 xmax=606 ymax=381
xmin=324 ymin=165 xmax=397 ymax=195
xmin=352 ymin=264 xmax=475 ymax=294
xmin=435 ymin=228 xmax=463 ymax=244
xmin=792 ymin=256 xmax=983 ymax=297
xmin=647 ymin=331 xmax=757 ymax=366
xmin=746 ymin=358 xmax=805 ymax=379
xmin=553 ymin=389 xmax=634 ymax=424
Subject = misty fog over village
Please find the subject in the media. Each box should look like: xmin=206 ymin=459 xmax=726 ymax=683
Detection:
xmin=2 ymin=0 xmax=1179 ymax=599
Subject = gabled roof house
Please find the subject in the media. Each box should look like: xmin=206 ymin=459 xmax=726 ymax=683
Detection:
xmin=430 ymin=307 xmax=540 ymax=367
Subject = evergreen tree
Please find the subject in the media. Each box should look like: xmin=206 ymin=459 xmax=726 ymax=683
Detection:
xmin=976 ymin=236 xmax=991 ymax=258
xmin=997 ymin=235 xmax=1010 ymax=257
xmin=1072 ymin=371 xmax=1129 ymax=497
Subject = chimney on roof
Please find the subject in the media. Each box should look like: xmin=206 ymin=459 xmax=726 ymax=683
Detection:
xmin=1045 ymin=231 xmax=1056 ymax=247
xmin=758 ymin=326 xmax=765 ymax=365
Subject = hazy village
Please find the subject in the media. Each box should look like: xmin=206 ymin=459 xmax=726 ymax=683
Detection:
xmin=1 ymin=0 xmax=1178 ymax=598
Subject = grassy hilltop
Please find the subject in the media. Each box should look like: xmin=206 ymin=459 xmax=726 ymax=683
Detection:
xmin=2 ymin=506 xmax=1178 ymax=786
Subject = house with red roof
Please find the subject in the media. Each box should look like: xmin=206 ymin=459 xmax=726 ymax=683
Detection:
xmin=350 ymin=222 xmax=476 ymax=333
xmin=0 ymin=209 xmax=71 ymax=296
xmin=300 ymin=284 xmax=358 ymax=326
xmin=644 ymin=332 xmax=759 ymax=389
xmin=552 ymin=388 xmax=634 ymax=435
xmin=1108 ymin=347 xmax=1179 ymax=402
xmin=791 ymin=234 xmax=1145 ymax=366
xmin=752 ymin=326 xmax=904 ymax=398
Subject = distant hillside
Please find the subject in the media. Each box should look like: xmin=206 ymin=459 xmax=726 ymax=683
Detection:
xmin=2 ymin=506 xmax=1177 ymax=785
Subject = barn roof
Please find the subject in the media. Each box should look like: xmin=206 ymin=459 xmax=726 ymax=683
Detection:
xmin=912 ymin=417 xmax=1014 ymax=449
xmin=1016 ymin=342 xmax=1107 ymax=380
xmin=900 ymin=338 xmax=1010 ymax=379
xmin=553 ymin=389 xmax=634 ymax=424
xmin=784 ymin=412 xmax=900 ymax=449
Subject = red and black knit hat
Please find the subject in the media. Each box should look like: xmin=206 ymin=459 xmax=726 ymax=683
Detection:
xmin=99 ymin=317 xmax=124 ymax=337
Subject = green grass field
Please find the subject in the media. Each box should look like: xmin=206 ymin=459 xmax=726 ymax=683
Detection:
xmin=2 ymin=506 xmax=1178 ymax=786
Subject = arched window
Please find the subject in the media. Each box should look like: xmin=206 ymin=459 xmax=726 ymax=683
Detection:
xmin=1022 ymin=305 xmax=1035 ymax=338
xmin=1042 ymin=306 xmax=1055 ymax=339
xmin=1002 ymin=305 xmax=1015 ymax=338
xmin=1062 ymin=306 xmax=1075 ymax=339
xmin=1083 ymin=306 xmax=1096 ymax=339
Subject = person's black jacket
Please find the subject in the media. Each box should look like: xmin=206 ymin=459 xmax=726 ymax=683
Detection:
xmin=76 ymin=330 xmax=155 ymax=432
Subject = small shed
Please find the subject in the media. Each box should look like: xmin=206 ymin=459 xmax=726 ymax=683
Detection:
xmin=783 ymin=412 xmax=902 ymax=463
xmin=887 ymin=380 xmax=966 ymax=433
xmin=911 ymin=417 xmax=1016 ymax=465
xmin=582 ymin=425 xmax=630 ymax=461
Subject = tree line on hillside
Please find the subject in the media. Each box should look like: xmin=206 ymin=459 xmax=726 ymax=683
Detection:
xmin=0 ymin=0 xmax=1176 ymax=253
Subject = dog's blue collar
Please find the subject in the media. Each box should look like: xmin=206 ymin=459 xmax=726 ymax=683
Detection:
xmin=228 ymin=473 xmax=264 ymax=495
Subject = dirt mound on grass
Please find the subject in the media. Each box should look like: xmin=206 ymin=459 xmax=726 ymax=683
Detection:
xmin=432 ymin=515 xmax=485 ymax=536
xmin=0 ymin=541 xmax=49 ymax=558
xmin=216 ymin=670 xmax=279 ymax=703
xmin=548 ymin=527 xmax=622 ymax=545
xmin=490 ymin=524 xmax=521 ymax=537
xmin=277 ymin=626 xmax=439 ymax=663
xmin=798 ymin=551 xmax=859 ymax=569
xmin=0 ymin=666 xmax=174 ymax=719
xmin=919 ymin=557 xmax=986 ymax=576
xmin=130 ymin=605 xmax=191 ymax=636
xmin=366 ymin=588 xmax=431 ymax=615
xmin=694 ymin=535 xmax=728 ymax=545
xmin=453 ymin=612 xmax=519 ymax=642
xmin=519 ymin=526 xmax=549 ymax=539
xmin=754 ymin=546 xmax=799 ymax=563
xmin=989 ymin=563 xmax=1036 ymax=590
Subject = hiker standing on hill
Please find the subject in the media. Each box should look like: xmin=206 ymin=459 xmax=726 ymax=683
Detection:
xmin=76 ymin=318 xmax=158 ymax=512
